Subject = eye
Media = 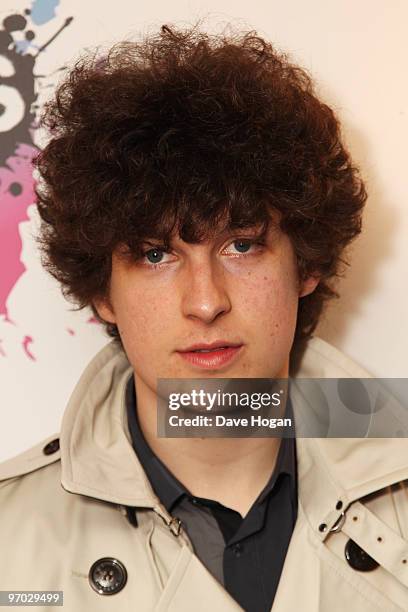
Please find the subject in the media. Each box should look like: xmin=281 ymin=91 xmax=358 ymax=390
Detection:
xmin=143 ymin=246 xmax=169 ymax=265
xmin=224 ymin=238 xmax=265 ymax=256
xmin=232 ymin=239 xmax=252 ymax=253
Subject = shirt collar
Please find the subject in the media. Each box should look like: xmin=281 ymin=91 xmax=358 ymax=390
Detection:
xmin=126 ymin=375 xmax=187 ymax=511
xmin=126 ymin=375 xmax=297 ymax=513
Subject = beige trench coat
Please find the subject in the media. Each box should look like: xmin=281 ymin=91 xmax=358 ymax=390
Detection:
xmin=0 ymin=337 xmax=407 ymax=611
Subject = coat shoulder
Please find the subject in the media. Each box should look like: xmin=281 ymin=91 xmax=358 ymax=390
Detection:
xmin=295 ymin=335 xmax=373 ymax=378
xmin=0 ymin=434 xmax=61 ymax=487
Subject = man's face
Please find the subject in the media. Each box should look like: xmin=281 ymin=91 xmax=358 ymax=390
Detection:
xmin=94 ymin=218 xmax=319 ymax=395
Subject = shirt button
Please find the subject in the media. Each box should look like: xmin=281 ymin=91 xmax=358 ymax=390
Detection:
xmin=232 ymin=543 xmax=243 ymax=557
xmin=88 ymin=558 xmax=128 ymax=595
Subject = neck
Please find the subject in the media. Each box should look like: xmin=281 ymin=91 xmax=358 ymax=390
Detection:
xmin=133 ymin=373 xmax=287 ymax=517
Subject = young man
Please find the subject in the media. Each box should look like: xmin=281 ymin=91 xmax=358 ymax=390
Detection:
xmin=1 ymin=24 xmax=407 ymax=612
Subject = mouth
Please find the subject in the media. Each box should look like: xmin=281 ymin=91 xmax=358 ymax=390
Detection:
xmin=176 ymin=342 xmax=244 ymax=370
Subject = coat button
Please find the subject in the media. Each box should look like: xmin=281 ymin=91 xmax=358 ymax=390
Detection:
xmin=345 ymin=539 xmax=379 ymax=572
xmin=43 ymin=438 xmax=60 ymax=455
xmin=88 ymin=558 xmax=128 ymax=595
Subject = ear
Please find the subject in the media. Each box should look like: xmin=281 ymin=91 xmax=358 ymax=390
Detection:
xmin=92 ymin=297 xmax=117 ymax=324
xmin=299 ymin=275 xmax=320 ymax=298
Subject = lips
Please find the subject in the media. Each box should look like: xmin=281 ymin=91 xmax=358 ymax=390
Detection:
xmin=193 ymin=347 xmax=228 ymax=353
xmin=176 ymin=342 xmax=244 ymax=370
xmin=178 ymin=340 xmax=242 ymax=353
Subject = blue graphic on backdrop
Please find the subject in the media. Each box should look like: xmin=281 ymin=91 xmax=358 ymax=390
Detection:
xmin=30 ymin=0 xmax=61 ymax=26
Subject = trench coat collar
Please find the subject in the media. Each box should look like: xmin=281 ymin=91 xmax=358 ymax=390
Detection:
xmin=60 ymin=338 xmax=408 ymax=531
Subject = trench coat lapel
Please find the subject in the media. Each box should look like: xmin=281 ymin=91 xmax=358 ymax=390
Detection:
xmin=154 ymin=545 xmax=244 ymax=611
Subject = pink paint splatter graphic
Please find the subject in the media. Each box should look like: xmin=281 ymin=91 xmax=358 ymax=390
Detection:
xmin=22 ymin=335 xmax=36 ymax=360
xmin=0 ymin=3 xmax=73 ymax=359
xmin=0 ymin=144 xmax=38 ymax=321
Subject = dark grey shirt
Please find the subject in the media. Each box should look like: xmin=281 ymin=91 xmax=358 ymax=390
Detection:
xmin=126 ymin=377 xmax=298 ymax=612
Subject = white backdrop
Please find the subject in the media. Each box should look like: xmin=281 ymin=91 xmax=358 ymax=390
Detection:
xmin=1 ymin=0 xmax=407 ymax=461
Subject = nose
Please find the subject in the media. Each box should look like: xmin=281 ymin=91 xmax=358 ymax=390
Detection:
xmin=181 ymin=257 xmax=231 ymax=324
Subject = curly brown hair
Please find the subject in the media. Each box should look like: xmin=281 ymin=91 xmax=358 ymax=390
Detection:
xmin=34 ymin=23 xmax=367 ymax=347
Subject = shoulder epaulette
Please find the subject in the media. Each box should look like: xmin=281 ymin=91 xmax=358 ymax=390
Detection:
xmin=0 ymin=434 xmax=61 ymax=483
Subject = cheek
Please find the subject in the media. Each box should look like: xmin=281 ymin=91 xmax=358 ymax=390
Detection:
xmin=239 ymin=263 xmax=299 ymax=311
xmin=237 ymin=265 xmax=299 ymax=339
xmin=113 ymin=283 xmax=175 ymax=348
